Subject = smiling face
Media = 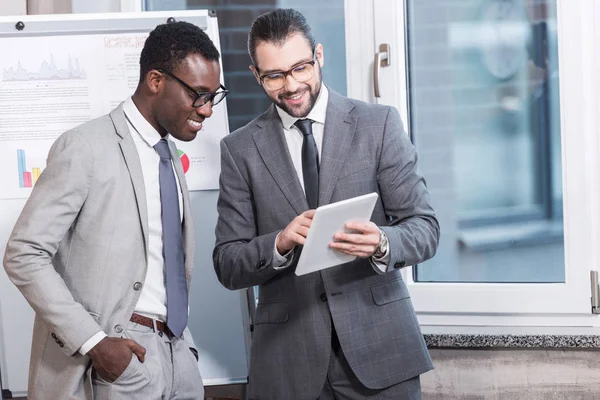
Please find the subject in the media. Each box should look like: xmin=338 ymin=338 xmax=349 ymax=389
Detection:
xmin=148 ymin=53 xmax=221 ymax=142
xmin=251 ymin=33 xmax=324 ymax=118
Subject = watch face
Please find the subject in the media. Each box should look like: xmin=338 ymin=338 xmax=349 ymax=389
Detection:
xmin=479 ymin=0 xmax=529 ymax=80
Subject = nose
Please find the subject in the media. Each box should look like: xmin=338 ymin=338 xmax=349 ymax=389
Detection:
xmin=283 ymin=73 xmax=300 ymax=92
xmin=195 ymin=101 xmax=214 ymax=118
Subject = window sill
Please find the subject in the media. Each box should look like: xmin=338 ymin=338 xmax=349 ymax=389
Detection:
xmin=458 ymin=220 xmax=564 ymax=252
xmin=424 ymin=333 xmax=600 ymax=349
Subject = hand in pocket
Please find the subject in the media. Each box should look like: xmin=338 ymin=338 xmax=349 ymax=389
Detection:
xmin=89 ymin=337 xmax=146 ymax=382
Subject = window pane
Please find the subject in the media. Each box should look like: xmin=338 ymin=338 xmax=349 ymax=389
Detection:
xmin=408 ymin=0 xmax=564 ymax=282
xmin=144 ymin=0 xmax=346 ymax=131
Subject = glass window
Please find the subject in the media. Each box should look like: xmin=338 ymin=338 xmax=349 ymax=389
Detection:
xmin=407 ymin=0 xmax=564 ymax=282
xmin=145 ymin=0 xmax=346 ymax=131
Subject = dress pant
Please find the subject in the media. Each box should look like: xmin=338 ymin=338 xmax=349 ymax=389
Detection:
xmin=92 ymin=321 xmax=204 ymax=400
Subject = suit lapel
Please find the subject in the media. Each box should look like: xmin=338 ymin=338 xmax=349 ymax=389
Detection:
xmin=253 ymin=106 xmax=308 ymax=215
xmin=319 ymin=90 xmax=357 ymax=206
xmin=110 ymin=105 xmax=149 ymax=253
xmin=168 ymin=140 xmax=194 ymax=281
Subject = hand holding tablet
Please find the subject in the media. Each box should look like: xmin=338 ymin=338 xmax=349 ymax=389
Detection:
xmin=295 ymin=192 xmax=379 ymax=276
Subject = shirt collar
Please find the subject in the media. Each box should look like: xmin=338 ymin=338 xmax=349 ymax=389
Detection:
xmin=276 ymin=85 xmax=329 ymax=130
xmin=122 ymin=97 xmax=168 ymax=147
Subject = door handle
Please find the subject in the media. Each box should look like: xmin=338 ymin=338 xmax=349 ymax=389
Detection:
xmin=374 ymin=43 xmax=391 ymax=98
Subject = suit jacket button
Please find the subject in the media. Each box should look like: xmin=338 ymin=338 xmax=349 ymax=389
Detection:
xmin=114 ymin=325 xmax=123 ymax=333
xmin=394 ymin=261 xmax=406 ymax=269
xmin=133 ymin=282 xmax=143 ymax=291
xmin=51 ymin=333 xmax=57 ymax=339
xmin=257 ymin=260 xmax=266 ymax=269
xmin=320 ymin=293 xmax=327 ymax=302
xmin=58 ymin=341 xmax=64 ymax=348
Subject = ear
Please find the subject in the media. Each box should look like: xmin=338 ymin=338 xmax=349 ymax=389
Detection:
xmin=145 ymin=69 xmax=164 ymax=95
xmin=315 ymin=43 xmax=325 ymax=69
xmin=249 ymin=65 xmax=262 ymax=85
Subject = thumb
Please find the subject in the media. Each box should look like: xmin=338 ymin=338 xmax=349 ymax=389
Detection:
xmin=304 ymin=209 xmax=316 ymax=219
xmin=129 ymin=340 xmax=146 ymax=363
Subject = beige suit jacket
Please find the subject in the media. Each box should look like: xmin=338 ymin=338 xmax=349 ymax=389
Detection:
xmin=3 ymin=104 xmax=196 ymax=399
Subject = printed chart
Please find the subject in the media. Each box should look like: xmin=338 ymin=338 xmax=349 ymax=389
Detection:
xmin=0 ymin=32 xmax=226 ymax=199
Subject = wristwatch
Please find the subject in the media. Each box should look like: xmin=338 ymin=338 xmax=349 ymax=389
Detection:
xmin=373 ymin=228 xmax=389 ymax=259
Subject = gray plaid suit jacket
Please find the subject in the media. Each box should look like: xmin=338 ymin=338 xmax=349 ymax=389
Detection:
xmin=213 ymin=89 xmax=439 ymax=400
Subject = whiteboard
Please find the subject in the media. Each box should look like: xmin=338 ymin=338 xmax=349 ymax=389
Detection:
xmin=0 ymin=10 xmax=250 ymax=396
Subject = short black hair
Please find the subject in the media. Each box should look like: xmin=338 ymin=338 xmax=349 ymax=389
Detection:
xmin=247 ymin=8 xmax=316 ymax=68
xmin=139 ymin=21 xmax=220 ymax=81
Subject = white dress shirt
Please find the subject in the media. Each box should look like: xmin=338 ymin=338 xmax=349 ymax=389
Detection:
xmin=80 ymin=97 xmax=183 ymax=354
xmin=272 ymin=86 xmax=388 ymax=272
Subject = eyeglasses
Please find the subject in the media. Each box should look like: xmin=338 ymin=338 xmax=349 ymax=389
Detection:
xmin=158 ymin=69 xmax=229 ymax=108
xmin=257 ymin=55 xmax=317 ymax=91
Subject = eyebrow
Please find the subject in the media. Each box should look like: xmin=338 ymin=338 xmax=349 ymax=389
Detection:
xmin=184 ymin=82 xmax=220 ymax=94
xmin=192 ymin=85 xmax=213 ymax=92
xmin=259 ymin=56 xmax=314 ymax=75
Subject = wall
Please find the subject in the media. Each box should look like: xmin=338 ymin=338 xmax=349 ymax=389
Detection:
xmin=0 ymin=1 xmax=26 ymax=15
xmin=27 ymin=0 xmax=71 ymax=14
xmin=71 ymin=0 xmax=120 ymax=13
xmin=422 ymin=348 xmax=600 ymax=399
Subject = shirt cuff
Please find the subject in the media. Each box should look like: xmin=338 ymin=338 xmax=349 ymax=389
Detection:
xmin=79 ymin=331 xmax=107 ymax=356
xmin=370 ymin=248 xmax=390 ymax=274
xmin=273 ymin=232 xmax=294 ymax=270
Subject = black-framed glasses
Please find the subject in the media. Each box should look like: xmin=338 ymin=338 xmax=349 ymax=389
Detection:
xmin=257 ymin=54 xmax=317 ymax=91
xmin=158 ymin=68 xmax=229 ymax=108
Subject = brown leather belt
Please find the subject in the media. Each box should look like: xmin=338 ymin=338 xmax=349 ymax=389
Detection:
xmin=130 ymin=313 xmax=173 ymax=336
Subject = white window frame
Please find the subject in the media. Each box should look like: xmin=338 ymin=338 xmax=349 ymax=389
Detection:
xmin=345 ymin=0 xmax=600 ymax=331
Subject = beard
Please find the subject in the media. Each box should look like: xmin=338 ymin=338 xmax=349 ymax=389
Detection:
xmin=268 ymin=77 xmax=322 ymax=118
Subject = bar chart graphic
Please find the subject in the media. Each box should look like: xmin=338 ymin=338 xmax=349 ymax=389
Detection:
xmin=17 ymin=149 xmax=42 ymax=188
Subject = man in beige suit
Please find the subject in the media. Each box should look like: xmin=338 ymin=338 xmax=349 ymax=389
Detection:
xmin=3 ymin=21 xmax=227 ymax=399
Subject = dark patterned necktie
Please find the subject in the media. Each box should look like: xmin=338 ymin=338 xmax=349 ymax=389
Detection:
xmin=294 ymin=119 xmax=319 ymax=209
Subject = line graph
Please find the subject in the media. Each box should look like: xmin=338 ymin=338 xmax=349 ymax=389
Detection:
xmin=3 ymin=55 xmax=87 ymax=81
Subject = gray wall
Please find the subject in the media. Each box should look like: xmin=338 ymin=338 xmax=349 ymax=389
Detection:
xmin=72 ymin=0 xmax=120 ymax=13
xmin=422 ymin=348 xmax=600 ymax=399
xmin=0 ymin=1 xmax=26 ymax=15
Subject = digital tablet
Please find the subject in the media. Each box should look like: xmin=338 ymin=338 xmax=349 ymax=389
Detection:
xmin=295 ymin=192 xmax=379 ymax=276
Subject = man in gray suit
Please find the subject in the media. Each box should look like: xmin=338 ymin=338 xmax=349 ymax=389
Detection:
xmin=213 ymin=8 xmax=439 ymax=400
xmin=3 ymin=21 xmax=227 ymax=399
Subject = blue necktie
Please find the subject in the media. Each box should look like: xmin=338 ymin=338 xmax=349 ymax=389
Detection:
xmin=295 ymin=119 xmax=319 ymax=209
xmin=154 ymin=139 xmax=187 ymax=337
